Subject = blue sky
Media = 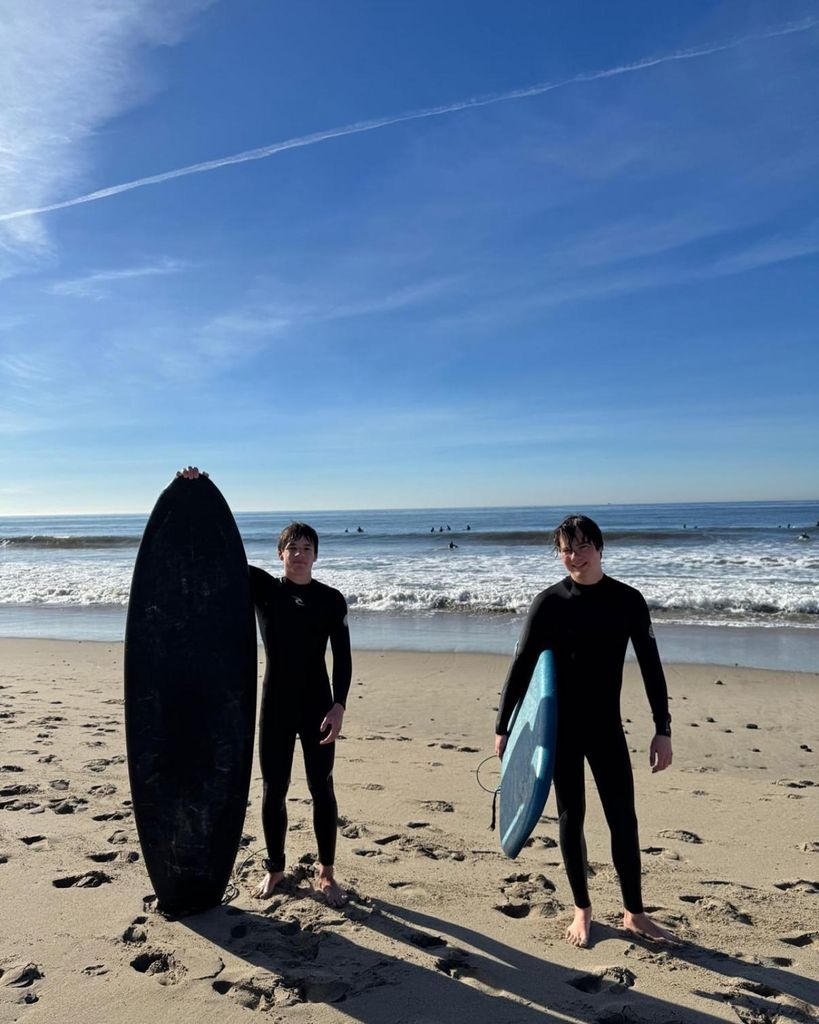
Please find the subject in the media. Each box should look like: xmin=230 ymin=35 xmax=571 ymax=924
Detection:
xmin=1 ymin=1 xmax=818 ymax=514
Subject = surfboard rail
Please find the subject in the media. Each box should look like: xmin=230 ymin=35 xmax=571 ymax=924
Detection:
xmin=498 ymin=649 xmax=558 ymax=859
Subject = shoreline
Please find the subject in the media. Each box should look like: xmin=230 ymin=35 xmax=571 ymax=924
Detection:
xmin=0 ymin=639 xmax=816 ymax=1022
xmin=1 ymin=604 xmax=817 ymax=673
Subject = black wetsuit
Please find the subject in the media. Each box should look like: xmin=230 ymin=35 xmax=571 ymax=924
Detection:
xmin=250 ymin=566 xmax=352 ymax=871
xmin=495 ymin=574 xmax=670 ymax=913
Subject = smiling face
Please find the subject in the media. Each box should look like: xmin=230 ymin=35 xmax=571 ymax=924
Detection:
xmin=278 ymin=537 xmax=316 ymax=584
xmin=558 ymin=531 xmax=604 ymax=585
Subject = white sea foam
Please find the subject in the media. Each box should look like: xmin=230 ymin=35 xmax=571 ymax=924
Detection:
xmin=1 ymin=503 xmax=817 ymax=633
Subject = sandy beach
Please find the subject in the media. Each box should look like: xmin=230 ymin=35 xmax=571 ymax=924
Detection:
xmin=0 ymin=639 xmax=816 ymax=1023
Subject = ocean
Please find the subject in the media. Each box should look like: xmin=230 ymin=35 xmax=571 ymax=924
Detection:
xmin=1 ymin=499 xmax=817 ymax=672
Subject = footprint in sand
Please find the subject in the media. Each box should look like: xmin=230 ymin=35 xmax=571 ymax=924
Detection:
xmin=19 ymin=835 xmax=48 ymax=849
xmin=524 ymin=834 xmax=558 ymax=849
xmin=4 ymin=962 xmax=45 ymax=1004
xmin=778 ymin=931 xmax=816 ymax=947
xmin=772 ymin=879 xmax=818 ymax=894
xmin=0 ymin=783 xmax=39 ymax=798
xmin=89 ymin=850 xmax=139 ymax=864
xmin=755 ymin=955 xmax=793 ymax=968
xmin=130 ymin=950 xmax=186 ymax=986
xmin=495 ymin=902 xmax=531 ymax=919
xmin=0 ymin=764 xmax=24 ymax=773
xmin=434 ymin=948 xmax=471 ymax=977
xmin=88 ymin=783 xmax=117 ymax=797
xmin=420 ymin=800 xmax=454 ymax=813
xmin=0 ymin=798 xmax=42 ymax=812
xmin=122 ymin=917 xmax=149 ymax=944
xmin=49 ymin=795 xmax=89 ymax=815
xmin=568 ymin=966 xmax=636 ymax=994
xmin=107 ymin=829 xmax=130 ymax=844
xmin=373 ymin=833 xmax=401 ymax=846
xmin=658 ymin=828 xmax=702 ymax=844
xmin=83 ymin=755 xmax=126 ymax=773
xmin=92 ymin=809 xmax=131 ymax=821
xmin=727 ymin=981 xmax=804 ymax=1024
xmin=690 ymin=897 xmax=753 ymax=926
xmin=397 ymin=835 xmax=462 ymax=861
xmin=406 ymin=930 xmax=447 ymax=949
xmin=52 ymin=870 xmax=112 ymax=888
xmin=212 ymin=976 xmax=291 ymax=1010
xmin=496 ymin=872 xmax=560 ymax=919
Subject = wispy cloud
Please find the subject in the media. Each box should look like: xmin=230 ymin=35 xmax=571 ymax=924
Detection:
xmin=0 ymin=354 xmax=54 ymax=389
xmin=707 ymin=221 xmax=819 ymax=277
xmin=49 ymin=257 xmax=190 ymax=299
xmin=1 ymin=17 xmax=815 ymax=227
xmin=0 ymin=0 xmax=215 ymax=269
xmin=204 ymin=275 xmax=458 ymax=339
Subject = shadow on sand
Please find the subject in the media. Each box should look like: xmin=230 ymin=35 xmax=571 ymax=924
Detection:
xmin=174 ymin=883 xmax=817 ymax=1022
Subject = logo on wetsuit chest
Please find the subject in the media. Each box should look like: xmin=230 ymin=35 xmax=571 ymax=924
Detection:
xmin=292 ymin=596 xmax=305 ymax=607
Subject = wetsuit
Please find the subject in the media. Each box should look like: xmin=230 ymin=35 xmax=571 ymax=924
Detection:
xmin=250 ymin=566 xmax=352 ymax=871
xmin=495 ymin=574 xmax=670 ymax=913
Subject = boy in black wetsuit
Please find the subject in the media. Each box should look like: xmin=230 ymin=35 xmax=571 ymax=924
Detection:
xmin=250 ymin=521 xmax=351 ymax=908
xmin=495 ymin=514 xmax=676 ymax=947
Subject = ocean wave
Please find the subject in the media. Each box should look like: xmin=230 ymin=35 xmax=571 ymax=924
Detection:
xmin=0 ymin=534 xmax=139 ymax=550
xmin=2 ymin=579 xmax=816 ymax=627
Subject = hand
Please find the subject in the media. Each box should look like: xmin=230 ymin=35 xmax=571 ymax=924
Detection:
xmin=175 ymin=466 xmax=209 ymax=479
xmin=650 ymin=734 xmax=672 ymax=773
xmin=319 ymin=703 xmax=345 ymax=745
xmin=495 ymin=733 xmax=508 ymax=760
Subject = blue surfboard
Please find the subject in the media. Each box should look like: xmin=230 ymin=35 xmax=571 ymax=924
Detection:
xmin=498 ymin=649 xmax=558 ymax=859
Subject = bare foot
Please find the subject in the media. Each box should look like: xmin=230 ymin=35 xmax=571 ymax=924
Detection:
xmin=623 ymin=910 xmax=680 ymax=944
xmin=318 ymin=866 xmax=347 ymax=907
xmin=565 ymin=906 xmax=592 ymax=947
xmin=253 ymin=869 xmax=284 ymax=899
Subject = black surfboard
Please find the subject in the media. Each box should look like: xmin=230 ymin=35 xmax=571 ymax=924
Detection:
xmin=124 ymin=476 xmax=256 ymax=914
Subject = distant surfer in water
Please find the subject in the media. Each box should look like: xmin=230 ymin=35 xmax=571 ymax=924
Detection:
xmin=494 ymin=514 xmax=676 ymax=948
xmin=177 ymin=467 xmax=352 ymax=908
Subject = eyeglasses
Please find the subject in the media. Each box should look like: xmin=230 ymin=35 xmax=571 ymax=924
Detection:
xmin=558 ymin=542 xmax=594 ymax=558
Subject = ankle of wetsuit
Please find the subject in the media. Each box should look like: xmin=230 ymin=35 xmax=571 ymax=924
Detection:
xmin=262 ymin=857 xmax=285 ymax=874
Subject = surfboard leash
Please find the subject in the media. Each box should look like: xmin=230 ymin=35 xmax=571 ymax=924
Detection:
xmin=474 ymin=754 xmax=501 ymax=831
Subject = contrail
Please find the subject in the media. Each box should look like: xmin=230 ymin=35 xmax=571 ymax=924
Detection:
xmin=1 ymin=17 xmax=816 ymax=224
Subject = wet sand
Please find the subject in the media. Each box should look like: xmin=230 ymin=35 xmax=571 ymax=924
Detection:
xmin=0 ymin=640 xmax=816 ymax=1023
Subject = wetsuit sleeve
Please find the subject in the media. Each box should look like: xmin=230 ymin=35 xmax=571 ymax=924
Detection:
xmin=329 ymin=592 xmax=352 ymax=708
xmin=495 ymin=591 xmax=550 ymax=735
xmin=248 ymin=564 xmax=269 ymax=605
xmin=629 ymin=591 xmax=671 ymax=736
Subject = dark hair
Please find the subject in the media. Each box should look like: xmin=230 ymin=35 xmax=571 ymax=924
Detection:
xmin=552 ymin=514 xmax=604 ymax=554
xmin=277 ymin=521 xmax=319 ymax=556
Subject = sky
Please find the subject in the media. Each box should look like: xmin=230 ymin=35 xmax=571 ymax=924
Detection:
xmin=1 ymin=1 xmax=818 ymax=515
